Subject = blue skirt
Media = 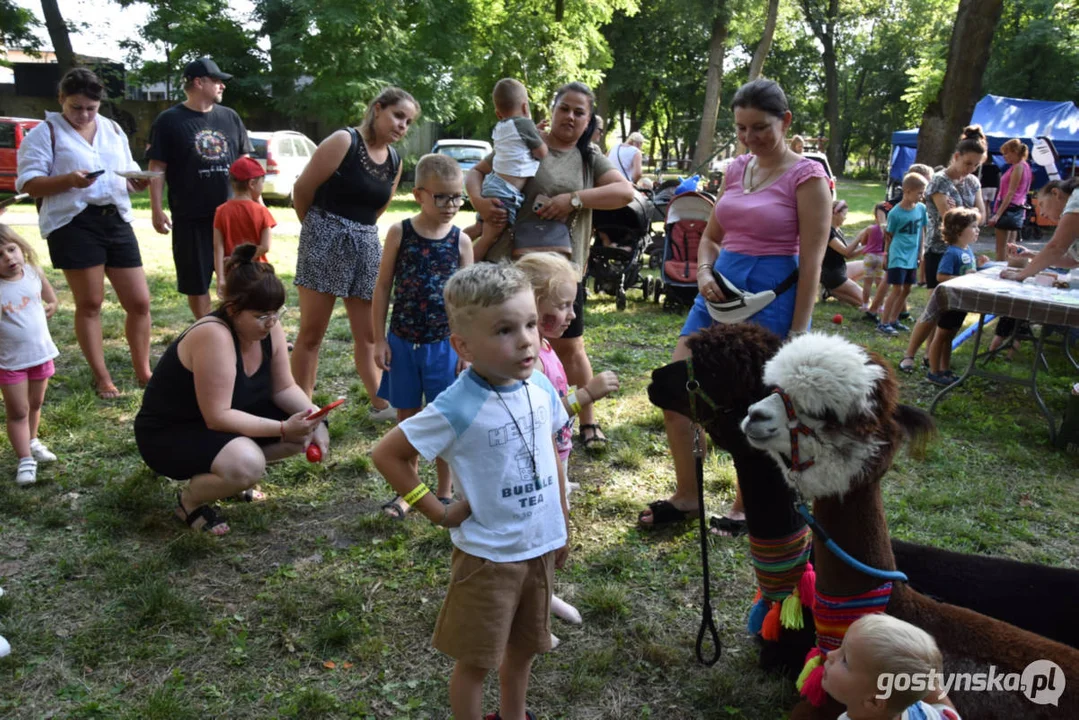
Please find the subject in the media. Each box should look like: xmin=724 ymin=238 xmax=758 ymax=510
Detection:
xmin=680 ymin=251 xmax=802 ymax=339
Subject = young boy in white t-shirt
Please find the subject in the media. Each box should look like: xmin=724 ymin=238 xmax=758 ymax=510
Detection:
xmin=478 ymin=78 xmax=549 ymax=252
xmin=372 ymin=262 xmax=569 ymax=720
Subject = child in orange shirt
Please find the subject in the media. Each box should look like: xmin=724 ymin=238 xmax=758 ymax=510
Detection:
xmin=213 ymin=156 xmax=276 ymax=298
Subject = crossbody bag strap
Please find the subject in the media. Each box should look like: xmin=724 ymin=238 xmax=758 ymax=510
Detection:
xmin=772 ymin=268 xmax=802 ymax=296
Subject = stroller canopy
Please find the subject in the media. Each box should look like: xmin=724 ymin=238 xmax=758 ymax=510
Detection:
xmin=665 ymin=191 xmax=715 ymax=225
xmin=593 ymin=193 xmax=652 ymax=236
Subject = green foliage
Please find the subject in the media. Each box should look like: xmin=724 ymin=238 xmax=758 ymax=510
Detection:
xmin=0 ymin=0 xmax=41 ymax=51
xmin=983 ymin=0 xmax=1079 ymax=102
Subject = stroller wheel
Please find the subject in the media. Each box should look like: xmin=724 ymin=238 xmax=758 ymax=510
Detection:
xmin=642 ymin=277 xmax=653 ymax=300
xmin=653 ymin=280 xmax=663 ymax=304
xmin=616 ymin=287 xmax=627 ymax=311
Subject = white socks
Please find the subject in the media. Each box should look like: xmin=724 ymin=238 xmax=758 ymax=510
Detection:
xmin=551 ymin=594 xmax=582 ymax=625
xmin=0 ymin=588 xmax=8 ymax=658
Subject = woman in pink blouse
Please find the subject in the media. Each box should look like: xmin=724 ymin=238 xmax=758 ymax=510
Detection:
xmin=639 ymin=79 xmax=831 ymax=531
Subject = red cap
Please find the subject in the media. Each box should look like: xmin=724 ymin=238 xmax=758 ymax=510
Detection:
xmin=230 ymin=156 xmax=265 ymax=181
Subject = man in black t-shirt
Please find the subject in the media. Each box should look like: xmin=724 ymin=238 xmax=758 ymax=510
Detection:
xmin=148 ymin=57 xmax=252 ymax=319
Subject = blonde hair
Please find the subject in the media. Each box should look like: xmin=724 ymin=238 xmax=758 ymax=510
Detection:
xmin=941 ymin=207 xmax=979 ymax=245
xmin=907 ymin=163 xmax=934 ymax=181
xmin=359 ymin=87 xmax=419 ymax=144
xmin=492 ymin=78 xmax=528 ymax=114
xmin=0 ymin=224 xmax=40 ymax=270
xmin=1001 ymin=138 xmax=1029 ymax=162
xmin=444 ymin=262 xmax=532 ymax=333
xmin=627 ymin=131 xmax=645 ymax=147
xmin=790 ymin=134 xmax=806 ymax=151
xmin=415 ymin=153 xmax=462 ymax=188
xmin=902 ymin=173 xmax=928 ymax=191
xmin=515 ymin=253 xmax=580 ymax=305
xmin=850 ymin=614 xmax=943 ymax=713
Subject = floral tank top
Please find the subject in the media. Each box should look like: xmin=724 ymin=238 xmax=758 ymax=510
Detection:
xmin=389 ymin=219 xmax=460 ymax=344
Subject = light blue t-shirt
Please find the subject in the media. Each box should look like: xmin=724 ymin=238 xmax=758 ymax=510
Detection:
xmin=886 ymin=202 xmax=928 ymax=270
xmin=937 ymin=244 xmax=975 ymax=278
xmin=400 ymin=367 xmax=570 ymax=563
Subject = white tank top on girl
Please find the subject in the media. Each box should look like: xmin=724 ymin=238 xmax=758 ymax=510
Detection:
xmin=0 ymin=265 xmax=59 ymax=371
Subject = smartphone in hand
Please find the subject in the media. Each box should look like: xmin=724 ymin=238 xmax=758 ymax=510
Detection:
xmin=532 ymin=194 xmax=551 ymax=213
xmin=84 ymin=170 xmax=106 ymax=179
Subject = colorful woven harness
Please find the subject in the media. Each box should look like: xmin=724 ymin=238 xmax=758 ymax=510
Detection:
xmin=796 ymin=582 xmax=895 ymax=706
xmin=746 ymin=525 xmax=815 ymax=640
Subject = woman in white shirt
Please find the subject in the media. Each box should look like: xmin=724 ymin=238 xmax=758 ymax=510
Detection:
xmin=607 ymin=131 xmax=645 ymax=184
xmin=17 ymin=68 xmax=153 ymax=399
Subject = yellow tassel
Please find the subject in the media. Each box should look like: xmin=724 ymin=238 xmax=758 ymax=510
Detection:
xmin=796 ymin=653 xmax=824 ymax=691
xmin=781 ymin=589 xmax=804 ymax=630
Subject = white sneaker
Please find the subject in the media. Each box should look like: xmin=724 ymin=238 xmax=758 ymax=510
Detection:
xmin=551 ymin=594 xmax=583 ymax=625
xmin=0 ymin=634 xmax=9 ymax=658
xmin=549 ymin=633 xmax=560 ymax=650
xmin=15 ymin=458 xmax=36 ymax=486
xmin=29 ymin=438 xmax=57 ymax=463
xmin=368 ymin=404 xmax=397 ymax=422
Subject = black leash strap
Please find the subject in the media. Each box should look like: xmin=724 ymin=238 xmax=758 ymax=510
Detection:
xmin=693 ymin=425 xmax=722 ymax=666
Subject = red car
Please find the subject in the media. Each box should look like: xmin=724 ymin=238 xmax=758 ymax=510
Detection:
xmin=0 ymin=117 xmax=43 ymax=194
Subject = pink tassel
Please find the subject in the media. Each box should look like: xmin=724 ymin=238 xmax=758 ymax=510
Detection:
xmin=760 ymin=601 xmax=782 ymax=641
xmin=798 ymin=562 xmax=816 ymax=611
xmin=801 ymin=663 xmax=827 ymax=706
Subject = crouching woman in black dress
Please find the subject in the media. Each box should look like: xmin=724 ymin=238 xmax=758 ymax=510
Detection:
xmin=136 ymin=244 xmax=328 ymax=534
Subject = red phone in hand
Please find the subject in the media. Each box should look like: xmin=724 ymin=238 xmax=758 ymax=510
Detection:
xmin=307 ymin=398 xmax=346 ymax=421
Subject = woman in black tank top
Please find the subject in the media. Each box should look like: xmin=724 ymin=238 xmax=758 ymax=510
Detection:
xmin=289 ymin=87 xmax=419 ymax=420
xmin=135 ymin=245 xmax=329 ymax=535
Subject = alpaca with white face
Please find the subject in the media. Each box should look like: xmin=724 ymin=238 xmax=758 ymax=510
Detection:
xmin=742 ymin=332 xmax=892 ymax=501
xmin=739 ymin=332 xmax=1079 ymax=720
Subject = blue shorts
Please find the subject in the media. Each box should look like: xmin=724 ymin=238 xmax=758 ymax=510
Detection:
xmin=376 ymin=334 xmax=458 ymax=409
xmin=481 ymin=173 xmax=525 ymax=226
xmin=886 ymin=267 xmax=917 ymax=286
xmin=680 ymin=251 xmax=802 ymax=339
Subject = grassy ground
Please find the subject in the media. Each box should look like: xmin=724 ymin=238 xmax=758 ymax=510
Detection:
xmin=0 ymin=181 xmax=1076 ymax=719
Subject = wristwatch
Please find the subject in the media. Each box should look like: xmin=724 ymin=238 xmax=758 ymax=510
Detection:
xmin=570 ymin=192 xmax=583 ymax=210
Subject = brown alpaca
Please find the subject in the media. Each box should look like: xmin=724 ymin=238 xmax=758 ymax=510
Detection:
xmin=742 ymin=332 xmax=1079 ymax=719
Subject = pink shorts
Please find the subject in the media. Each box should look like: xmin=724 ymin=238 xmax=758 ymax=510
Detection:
xmin=0 ymin=360 xmax=56 ymax=386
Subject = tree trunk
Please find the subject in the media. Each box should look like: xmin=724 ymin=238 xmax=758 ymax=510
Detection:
xmin=801 ymin=0 xmax=842 ymax=173
xmin=915 ymin=0 xmax=1005 ymax=167
xmin=692 ymin=5 xmax=729 ymax=169
xmin=595 ymin=79 xmax=610 ymax=152
xmin=747 ymin=0 xmax=780 ymax=82
xmin=40 ymin=0 xmax=75 ymax=70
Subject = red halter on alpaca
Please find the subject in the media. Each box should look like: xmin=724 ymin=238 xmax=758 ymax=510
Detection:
xmin=773 ymin=387 xmax=818 ymax=474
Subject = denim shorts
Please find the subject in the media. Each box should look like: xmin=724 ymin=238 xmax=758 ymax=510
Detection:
xmin=481 ymin=173 xmax=525 ymax=226
xmin=376 ymin=334 xmax=458 ymax=409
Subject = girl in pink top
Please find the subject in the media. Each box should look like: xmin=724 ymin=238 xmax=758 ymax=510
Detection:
xmin=988 ymin=138 xmax=1032 ymax=261
xmin=640 ymin=78 xmax=832 ymax=531
xmin=516 ymin=252 xmax=619 ymax=635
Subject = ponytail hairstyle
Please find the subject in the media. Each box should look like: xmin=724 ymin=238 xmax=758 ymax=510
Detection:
xmin=59 ymin=67 xmax=105 ymax=101
xmin=220 ymin=243 xmax=286 ymax=315
xmin=358 ymin=86 xmax=420 ymax=144
xmin=552 ymin=81 xmax=596 ymax=163
xmin=1000 ymin=138 xmax=1029 ymax=162
xmin=955 ymin=125 xmax=987 ymax=158
xmin=0 ymin=224 xmax=40 ymax=271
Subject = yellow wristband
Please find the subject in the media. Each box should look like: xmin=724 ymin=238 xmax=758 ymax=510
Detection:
xmin=567 ymin=387 xmax=582 ymax=415
xmin=403 ymin=484 xmax=430 ymax=506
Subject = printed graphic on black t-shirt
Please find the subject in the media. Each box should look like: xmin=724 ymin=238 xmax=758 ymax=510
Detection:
xmin=148 ymin=104 xmax=252 ymax=220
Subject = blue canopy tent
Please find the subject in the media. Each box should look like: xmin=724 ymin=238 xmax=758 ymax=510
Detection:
xmin=889 ymin=95 xmax=1079 ymax=187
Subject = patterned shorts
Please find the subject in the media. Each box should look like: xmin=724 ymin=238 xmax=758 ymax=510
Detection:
xmin=295 ymin=207 xmax=381 ymax=299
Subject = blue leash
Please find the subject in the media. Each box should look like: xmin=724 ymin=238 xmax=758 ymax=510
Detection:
xmin=795 ymin=503 xmax=908 ymax=583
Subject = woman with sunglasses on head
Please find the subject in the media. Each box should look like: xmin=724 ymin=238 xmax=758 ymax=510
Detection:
xmin=135 ymin=245 xmax=328 ymax=535
xmin=289 ymin=87 xmax=419 ymax=420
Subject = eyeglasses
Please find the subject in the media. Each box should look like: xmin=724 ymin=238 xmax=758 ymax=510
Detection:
xmin=255 ymin=307 xmax=288 ymax=326
xmin=420 ymin=189 xmax=466 ymax=208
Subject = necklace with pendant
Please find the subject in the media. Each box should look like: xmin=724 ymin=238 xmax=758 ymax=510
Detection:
xmin=493 ymin=381 xmax=539 ymax=482
xmin=745 ymin=155 xmax=783 ymax=193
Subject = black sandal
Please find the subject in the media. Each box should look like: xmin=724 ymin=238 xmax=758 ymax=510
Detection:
xmin=709 ymin=515 xmax=748 ymax=538
xmin=638 ymin=499 xmax=698 ymax=529
xmin=579 ymin=423 xmax=608 ymax=452
xmin=381 ymin=496 xmax=407 ymax=520
xmin=176 ymin=493 xmax=229 ymax=534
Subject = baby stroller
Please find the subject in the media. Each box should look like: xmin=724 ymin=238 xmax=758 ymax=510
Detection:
xmin=585 ymin=193 xmax=654 ymax=310
xmin=653 ymin=191 xmax=715 ymax=311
